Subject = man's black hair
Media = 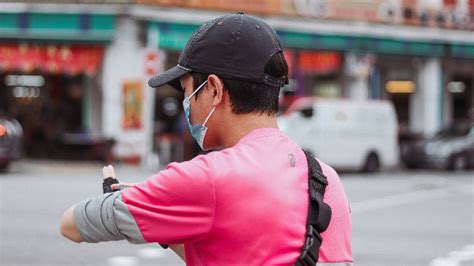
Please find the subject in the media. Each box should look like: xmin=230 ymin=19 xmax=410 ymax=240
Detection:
xmin=191 ymin=52 xmax=288 ymax=115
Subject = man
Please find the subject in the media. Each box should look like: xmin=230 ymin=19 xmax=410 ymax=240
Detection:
xmin=60 ymin=13 xmax=353 ymax=265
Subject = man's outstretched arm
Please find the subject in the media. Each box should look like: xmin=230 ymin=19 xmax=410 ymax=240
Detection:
xmin=60 ymin=202 xmax=186 ymax=261
xmin=59 ymin=193 xmax=185 ymax=261
xmin=59 ymin=191 xmax=145 ymax=244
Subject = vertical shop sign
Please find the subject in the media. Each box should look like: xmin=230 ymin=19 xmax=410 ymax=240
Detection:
xmin=144 ymin=50 xmax=161 ymax=76
xmin=122 ymin=80 xmax=144 ymax=130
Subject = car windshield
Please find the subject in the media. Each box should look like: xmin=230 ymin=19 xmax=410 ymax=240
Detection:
xmin=434 ymin=123 xmax=472 ymax=139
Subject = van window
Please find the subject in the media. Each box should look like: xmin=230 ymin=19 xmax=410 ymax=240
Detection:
xmin=435 ymin=123 xmax=472 ymax=139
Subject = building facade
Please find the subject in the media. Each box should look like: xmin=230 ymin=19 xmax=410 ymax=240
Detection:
xmin=1 ymin=0 xmax=473 ymax=164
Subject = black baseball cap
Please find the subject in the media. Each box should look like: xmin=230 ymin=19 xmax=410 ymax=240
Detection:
xmin=148 ymin=12 xmax=285 ymax=90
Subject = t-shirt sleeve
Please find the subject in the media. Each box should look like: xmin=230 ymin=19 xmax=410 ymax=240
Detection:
xmin=73 ymin=191 xmax=147 ymax=244
xmin=120 ymin=155 xmax=216 ymax=244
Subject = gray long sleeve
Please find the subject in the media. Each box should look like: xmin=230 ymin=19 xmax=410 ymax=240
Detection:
xmin=73 ymin=191 xmax=146 ymax=244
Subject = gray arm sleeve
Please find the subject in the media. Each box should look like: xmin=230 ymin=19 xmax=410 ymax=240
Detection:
xmin=73 ymin=191 xmax=146 ymax=244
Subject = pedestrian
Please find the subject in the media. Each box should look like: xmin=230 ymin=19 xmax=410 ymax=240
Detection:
xmin=60 ymin=13 xmax=353 ymax=265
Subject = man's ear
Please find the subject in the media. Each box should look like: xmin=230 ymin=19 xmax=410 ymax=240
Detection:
xmin=207 ymin=74 xmax=224 ymax=107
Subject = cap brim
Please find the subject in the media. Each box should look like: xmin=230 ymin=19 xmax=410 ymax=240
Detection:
xmin=148 ymin=65 xmax=190 ymax=90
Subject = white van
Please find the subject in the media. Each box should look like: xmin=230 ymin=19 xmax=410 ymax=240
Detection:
xmin=278 ymin=97 xmax=399 ymax=172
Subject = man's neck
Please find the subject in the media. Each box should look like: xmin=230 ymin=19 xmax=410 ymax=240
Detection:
xmin=219 ymin=113 xmax=278 ymax=148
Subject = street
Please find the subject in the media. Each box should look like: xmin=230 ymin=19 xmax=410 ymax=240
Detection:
xmin=0 ymin=160 xmax=473 ymax=266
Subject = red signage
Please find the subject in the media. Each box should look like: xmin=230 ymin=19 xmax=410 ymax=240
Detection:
xmin=0 ymin=44 xmax=104 ymax=75
xmin=283 ymin=49 xmax=295 ymax=77
xmin=298 ymin=51 xmax=341 ymax=74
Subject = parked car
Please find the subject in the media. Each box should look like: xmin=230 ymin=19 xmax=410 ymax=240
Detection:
xmin=401 ymin=121 xmax=474 ymax=170
xmin=0 ymin=118 xmax=23 ymax=170
xmin=278 ymin=97 xmax=399 ymax=172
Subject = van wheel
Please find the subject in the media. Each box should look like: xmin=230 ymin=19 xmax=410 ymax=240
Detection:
xmin=0 ymin=161 xmax=9 ymax=172
xmin=404 ymin=162 xmax=418 ymax=169
xmin=364 ymin=153 xmax=380 ymax=173
xmin=451 ymin=155 xmax=467 ymax=171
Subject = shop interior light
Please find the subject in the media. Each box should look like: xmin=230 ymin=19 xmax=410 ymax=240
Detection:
xmin=13 ymin=86 xmax=41 ymax=98
xmin=5 ymin=75 xmax=45 ymax=87
xmin=447 ymin=81 xmax=465 ymax=93
xmin=385 ymin=80 xmax=415 ymax=93
xmin=0 ymin=125 xmax=6 ymax=137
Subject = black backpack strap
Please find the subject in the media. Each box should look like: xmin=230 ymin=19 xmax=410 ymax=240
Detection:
xmin=296 ymin=150 xmax=332 ymax=266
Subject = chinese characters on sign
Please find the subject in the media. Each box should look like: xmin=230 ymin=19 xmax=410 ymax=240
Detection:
xmin=0 ymin=44 xmax=104 ymax=75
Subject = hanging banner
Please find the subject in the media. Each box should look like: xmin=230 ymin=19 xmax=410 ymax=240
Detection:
xmin=122 ymin=80 xmax=144 ymax=130
xmin=0 ymin=44 xmax=104 ymax=75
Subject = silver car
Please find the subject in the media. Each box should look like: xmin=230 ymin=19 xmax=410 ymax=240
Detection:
xmin=0 ymin=118 xmax=23 ymax=170
xmin=401 ymin=121 xmax=474 ymax=170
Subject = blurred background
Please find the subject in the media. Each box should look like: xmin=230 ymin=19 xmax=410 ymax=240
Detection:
xmin=0 ymin=0 xmax=473 ymax=265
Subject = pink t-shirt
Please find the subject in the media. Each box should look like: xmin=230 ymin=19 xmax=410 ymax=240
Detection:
xmin=122 ymin=128 xmax=352 ymax=265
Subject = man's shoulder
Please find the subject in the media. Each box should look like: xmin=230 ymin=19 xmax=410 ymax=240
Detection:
xmin=315 ymin=158 xmax=339 ymax=179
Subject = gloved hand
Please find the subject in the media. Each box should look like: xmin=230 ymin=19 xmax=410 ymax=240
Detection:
xmin=101 ymin=165 xmax=170 ymax=250
xmin=102 ymin=165 xmax=135 ymax=193
xmin=102 ymin=165 xmax=119 ymax=193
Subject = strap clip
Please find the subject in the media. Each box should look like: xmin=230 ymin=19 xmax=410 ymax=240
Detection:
xmin=298 ymin=225 xmax=322 ymax=265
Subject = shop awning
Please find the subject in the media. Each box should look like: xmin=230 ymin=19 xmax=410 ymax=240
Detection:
xmin=450 ymin=44 xmax=474 ymax=59
xmin=0 ymin=43 xmax=104 ymax=75
xmin=0 ymin=13 xmax=115 ymax=42
xmin=149 ymin=22 xmax=198 ymax=51
xmin=276 ymin=31 xmax=446 ymax=57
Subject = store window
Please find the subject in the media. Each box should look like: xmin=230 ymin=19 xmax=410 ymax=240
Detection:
xmin=379 ymin=62 xmax=416 ymax=135
xmin=152 ymin=51 xmax=189 ymax=164
xmin=0 ymin=43 xmax=105 ymax=159
xmin=448 ymin=76 xmax=473 ymax=121
xmin=297 ymin=51 xmax=343 ymax=98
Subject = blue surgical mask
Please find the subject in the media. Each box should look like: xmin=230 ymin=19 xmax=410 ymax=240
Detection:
xmin=183 ymin=80 xmax=216 ymax=150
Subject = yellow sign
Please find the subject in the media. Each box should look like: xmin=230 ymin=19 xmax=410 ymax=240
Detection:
xmin=385 ymin=80 xmax=415 ymax=94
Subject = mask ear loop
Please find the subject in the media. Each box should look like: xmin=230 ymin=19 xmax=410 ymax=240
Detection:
xmin=189 ymin=80 xmax=208 ymax=99
xmin=202 ymin=106 xmax=216 ymax=127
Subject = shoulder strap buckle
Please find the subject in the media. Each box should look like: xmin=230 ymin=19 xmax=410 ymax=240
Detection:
xmin=298 ymin=225 xmax=322 ymax=266
xmin=296 ymin=150 xmax=332 ymax=266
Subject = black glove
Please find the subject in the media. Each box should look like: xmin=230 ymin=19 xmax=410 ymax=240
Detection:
xmin=102 ymin=165 xmax=119 ymax=193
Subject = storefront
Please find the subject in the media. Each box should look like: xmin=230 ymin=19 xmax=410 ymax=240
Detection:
xmin=376 ymin=55 xmax=418 ymax=134
xmin=293 ymin=50 xmax=343 ymax=98
xmin=144 ymin=22 xmax=201 ymax=163
xmin=2 ymin=1 xmax=470 ymax=164
xmin=374 ymin=47 xmax=474 ymax=137
xmin=144 ymin=9 xmax=473 ymax=148
xmin=0 ymin=12 xmax=115 ymax=160
xmin=152 ymin=51 xmax=190 ymax=163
